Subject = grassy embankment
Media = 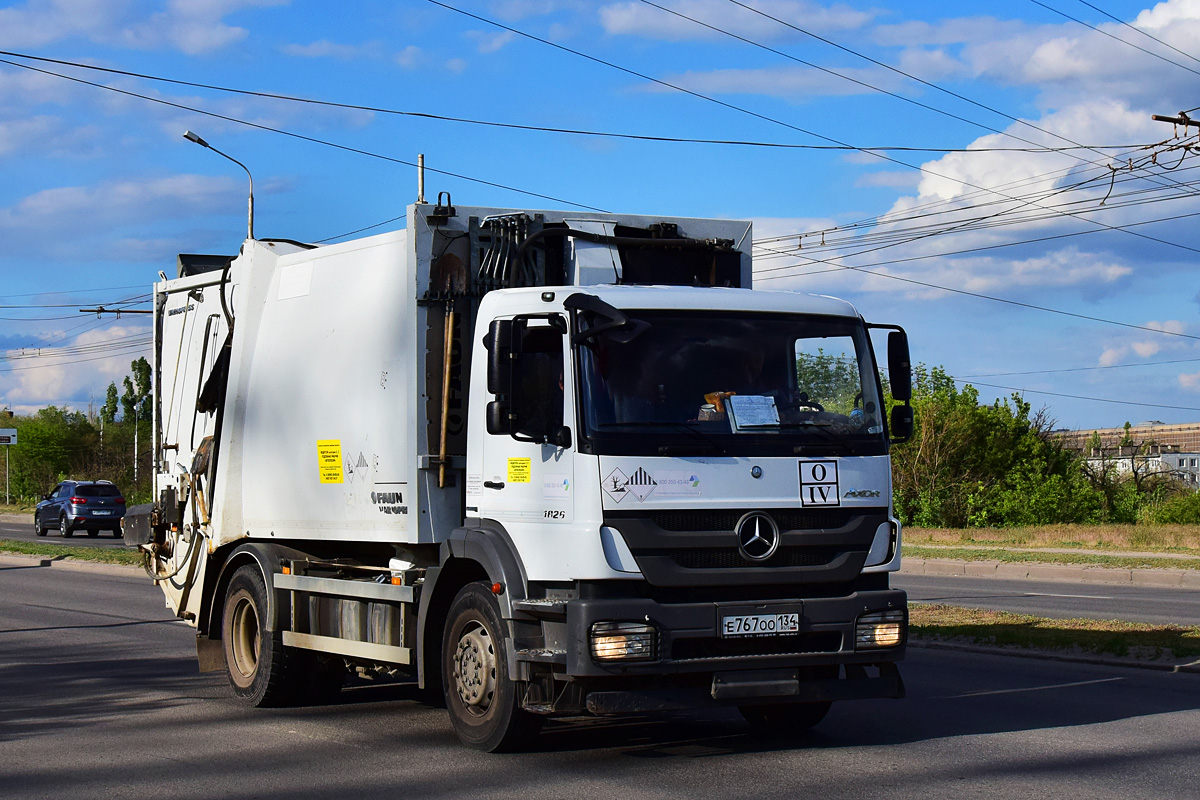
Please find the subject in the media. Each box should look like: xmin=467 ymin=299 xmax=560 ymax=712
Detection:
xmin=904 ymin=524 xmax=1200 ymax=570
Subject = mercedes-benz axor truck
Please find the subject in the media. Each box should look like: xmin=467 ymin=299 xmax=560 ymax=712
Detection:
xmin=128 ymin=197 xmax=913 ymax=751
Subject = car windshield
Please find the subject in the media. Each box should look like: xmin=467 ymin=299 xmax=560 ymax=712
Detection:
xmin=575 ymin=310 xmax=886 ymax=456
xmin=76 ymin=485 xmax=121 ymax=497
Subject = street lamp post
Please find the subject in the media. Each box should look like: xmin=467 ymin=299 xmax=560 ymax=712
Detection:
xmin=183 ymin=130 xmax=255 ymax=240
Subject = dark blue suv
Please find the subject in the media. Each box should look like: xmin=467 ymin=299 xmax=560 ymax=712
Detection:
xmin=35 ymin=480 xmax=126 ymax=538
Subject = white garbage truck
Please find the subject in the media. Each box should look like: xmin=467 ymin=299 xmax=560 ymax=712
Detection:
xmin=128 ymin=196 xmax=914 ymax=751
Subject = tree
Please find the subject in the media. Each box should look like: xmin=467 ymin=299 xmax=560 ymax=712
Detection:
xmin=101 ymin=382 xmax=119 ymax=425
xmin=120 ymin=357 xmax=152 ymax=421
xmin=891 ymin=364 xmax=1104 ymax=528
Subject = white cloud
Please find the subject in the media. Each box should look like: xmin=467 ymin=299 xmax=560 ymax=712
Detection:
xmin=599 ymin=0 xmax=874 ymax=42
xmin=0 ymin=0 xmax=288 ymax=54
xmin=468 ymin=30 xmax=516 ymax=53
xmin=0 ymin=174 xmax=241 ymax=260
xmin=446 ymin=58 xmax=469 ymax=74
xmin=281 ymin=39 xmax=372 ymax=60
xmin=652 ymin=64 xmax=902 ymax=101
xmin=1 ymin=324 xmax=151 ymax=411
xmin=394 ymin=45 xmax=423 ymax=68
xmin=1180 ymin=371 xmax=1200 ymax=389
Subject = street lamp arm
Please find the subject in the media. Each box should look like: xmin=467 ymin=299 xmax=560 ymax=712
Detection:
xmin=182 ymin=130 xmax=255 ymax=240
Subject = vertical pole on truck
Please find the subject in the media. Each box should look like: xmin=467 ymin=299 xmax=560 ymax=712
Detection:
xmin=418 ymin=154 xmax=426 ymax=204
xmin=438 ymin=306 xmax=455 ymax=489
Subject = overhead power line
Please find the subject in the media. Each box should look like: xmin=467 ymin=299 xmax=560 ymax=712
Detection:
xmin=0 ymin=56 xmax=607 ymax=213
xmin=0 ymin=49 xmax=1136 ymax=156
xmin=956 ymin=378 xmax=1200 ymax=412
xmin=1072 ymin=0 xmax=1200 ymax=67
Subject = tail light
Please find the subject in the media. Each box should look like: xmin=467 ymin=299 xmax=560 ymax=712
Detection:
xmin=69 ymin=496 xmax=87 ymax=504
xmin=115 ymin=497 xmax=126 ymax=504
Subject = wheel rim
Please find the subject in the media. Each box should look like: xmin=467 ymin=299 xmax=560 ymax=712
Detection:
xmin=229 ymin=596 xmax=261 ymax=681
xmin=453 ymin=621 xmax=496 ymax=716
xmin=59 ymin=518 xmax=67 ymax=535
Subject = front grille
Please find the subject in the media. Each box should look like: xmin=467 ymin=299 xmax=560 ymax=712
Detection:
xmin=670 ymin=547 xmax=839 ymax=569
xmin=672 ymin=632 xmax=842 ymax=661
xmin=645 ymin=508 xmax=857 ymax=532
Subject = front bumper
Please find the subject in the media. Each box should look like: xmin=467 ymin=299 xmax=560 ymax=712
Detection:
xmin=561 ymin=588 xmax=906 ymax=678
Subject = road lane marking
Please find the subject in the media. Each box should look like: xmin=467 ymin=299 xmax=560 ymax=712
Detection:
xmin=945 ymin=677 xmax=1124 ymax=699
xmin=1022 ymin=592 xmax=1114 ymax=600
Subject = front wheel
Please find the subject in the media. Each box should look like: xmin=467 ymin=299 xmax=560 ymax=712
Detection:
xmin=34 ymin=513 xmax=46 ymax=537
xmin=739 ymin=701 xmax=832 ymax=734
xmin=221 ymin=565 xmax=302 ymax=707
xmin=442 ymin=583 xmax=543 ymax=752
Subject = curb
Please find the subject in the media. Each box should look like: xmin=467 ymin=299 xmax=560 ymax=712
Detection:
xmin=901 ymin=557 xmax=1200 ymax=589
xmin=909 ymin=638 xmax=1200 ymax=675
xmin=0 ymin=552 xmax=141 ymax=577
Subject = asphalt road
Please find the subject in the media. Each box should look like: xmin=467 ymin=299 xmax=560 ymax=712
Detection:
xmin=895 ymin=574 xmax=1200 ymax=627
xmin=3 ymin=562 xmax=1200 ymax=799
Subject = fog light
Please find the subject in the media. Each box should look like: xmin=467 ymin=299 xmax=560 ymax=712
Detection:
xmin=855 ymin=610 xmax=905 ymax=649
xmin=590 ymin=621 xmax=658 ymax=662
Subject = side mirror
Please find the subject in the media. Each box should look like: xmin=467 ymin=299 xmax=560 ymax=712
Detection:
xmin=552 ymin=426 xmax=572 ymax=449
xmin=486 ymin=400 xmax=511 ymax=436
xmin=890 ymin=404 xmax=914 ymax=443
xmin=888 ymin=330 xmax=912 ymax=402
xmin=486 ymin=319 xmax=514 ymax=395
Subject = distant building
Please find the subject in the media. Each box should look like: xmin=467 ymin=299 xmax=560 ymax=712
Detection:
xmin=1054 ymin=421 xmax=1200 ymax=488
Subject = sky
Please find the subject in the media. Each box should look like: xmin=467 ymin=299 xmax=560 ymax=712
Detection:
xmin=1 ymin=0 xmax=1199 ymax=431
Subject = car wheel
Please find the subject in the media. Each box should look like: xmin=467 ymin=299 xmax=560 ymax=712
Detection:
xmin=221 ymin=565 xmax=303 ymax=707
xmin=112 ymin=529 xmax=123 ymax=539
xmin=87 ymin=529 xmax=99 ymax=538
xmin=34 ymin=513 xmax=47 ymax=537
xmin=60 ymin=516 xmax=72 ymax=538
xmin=442 ymin=582 xmax=543 ymax=752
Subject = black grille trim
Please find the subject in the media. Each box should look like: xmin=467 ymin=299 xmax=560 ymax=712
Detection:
xmin=672 ymin=632 xmax=842 ymax=661
xmin=670 ymin=547 xmax=839 ymax=570
xmin=644 ymin=508 xmax=856 ymax=532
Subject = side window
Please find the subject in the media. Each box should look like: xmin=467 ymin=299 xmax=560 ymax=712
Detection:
xmin=513 ymin=324 xmax=564 ymax=440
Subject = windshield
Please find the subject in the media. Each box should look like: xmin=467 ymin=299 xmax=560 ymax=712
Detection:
xmin=575 ymin=310 xmax=886 ymax=456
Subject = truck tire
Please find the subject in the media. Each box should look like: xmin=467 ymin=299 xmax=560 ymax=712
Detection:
xmin=442 ymin=582 xmax=543 ymax=752
xmin=221 ymin=565 xmax=302 ymax=707
xmin=739 ymin=701 xmax=832 ymax=734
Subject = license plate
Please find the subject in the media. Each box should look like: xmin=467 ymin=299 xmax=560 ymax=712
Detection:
xmin=721 ymin=612 xmax=800 ymax=638
xmin=92 ymin=510 xmax=112 ymax=516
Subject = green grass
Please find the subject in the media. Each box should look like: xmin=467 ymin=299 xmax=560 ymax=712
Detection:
xmin=910 ymin=603 xmax=1200 ymax=660
xmin=0 ymin=540 xmax=143 ymax=566
xmin=903 ymin=544 xmax=1200 ymax=571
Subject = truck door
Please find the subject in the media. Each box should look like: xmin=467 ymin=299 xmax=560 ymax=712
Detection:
xmin=478 ymin=315 xmax=575 ymax=532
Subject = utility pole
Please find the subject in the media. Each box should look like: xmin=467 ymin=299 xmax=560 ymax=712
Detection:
xmin=1152 ymin=111 xmax=1200 ymax=129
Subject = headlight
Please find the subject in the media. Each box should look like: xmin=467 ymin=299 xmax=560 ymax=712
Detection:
xmin=855 ymin=609 xmax=905 ymax=649
xmin=590 ymin=621 xmax=659 ymax=662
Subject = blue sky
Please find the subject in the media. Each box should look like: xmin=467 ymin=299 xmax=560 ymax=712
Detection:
xmin=1 ymin=0 xmax=1199 ymax=431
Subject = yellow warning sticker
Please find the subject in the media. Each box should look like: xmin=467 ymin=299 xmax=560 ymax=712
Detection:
xmin=317 ymin=440 xmax=344 ymax=484
xmin=507 ymin=457 xmax=532 ymax=483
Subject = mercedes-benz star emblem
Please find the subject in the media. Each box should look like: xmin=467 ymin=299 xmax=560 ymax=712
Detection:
xmin=735 ymin=512 xmax=780 ymax=562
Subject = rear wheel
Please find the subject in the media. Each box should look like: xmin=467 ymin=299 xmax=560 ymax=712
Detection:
xmin=221 ymin=565 xmax=302 ymax=707
xmin=59 ymin=516 xmax=72 ymax=538
xmin=112 ymin=529 xmax=123 ymax=538
xmin=442 ymin=582 xmax=543 ymax=752
xmin=739 ymin=701 xmax=832 ymax=734
xmin=34 ymin=513 xmax=46 ymax=537
xmin=87 ymin=529 xmax=99 ymax=538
